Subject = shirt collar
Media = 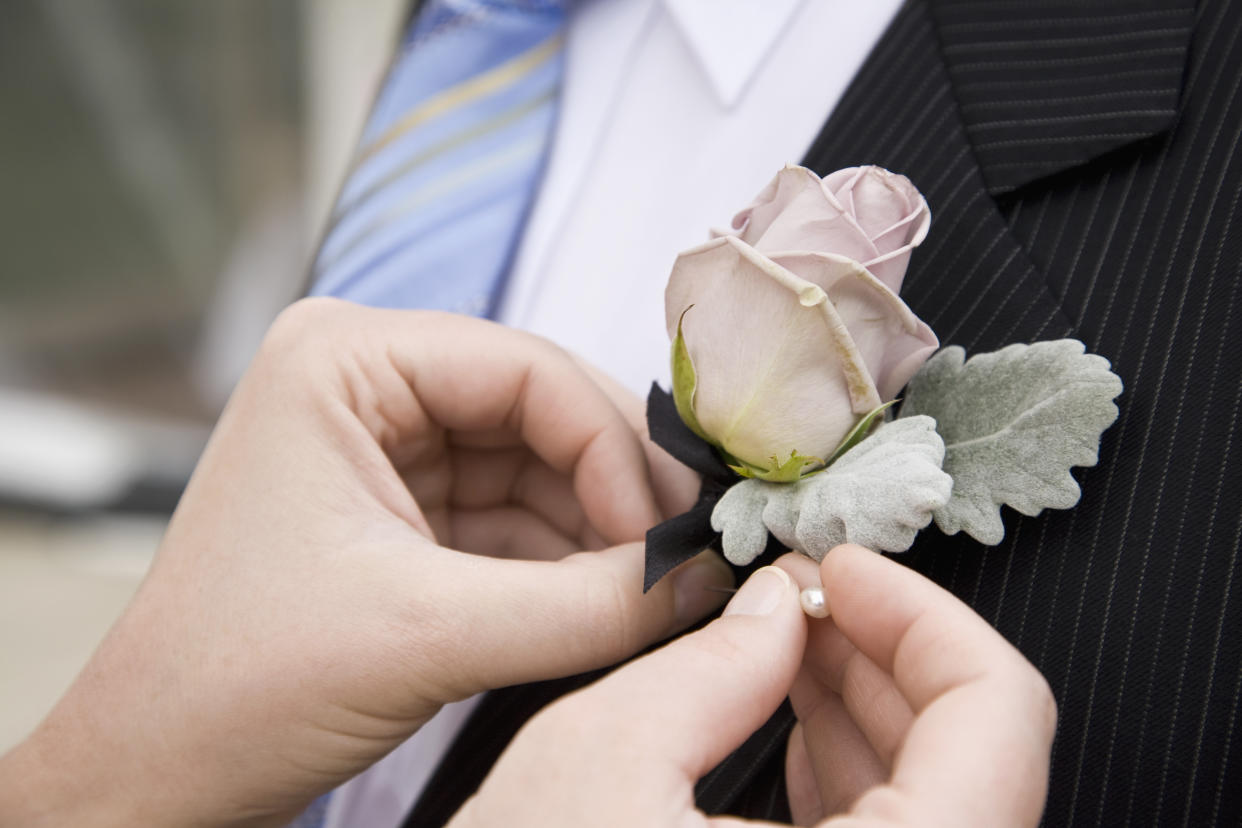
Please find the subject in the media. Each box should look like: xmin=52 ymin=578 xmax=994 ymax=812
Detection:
xmin=660 ymin=0 xmax=807 ymax=107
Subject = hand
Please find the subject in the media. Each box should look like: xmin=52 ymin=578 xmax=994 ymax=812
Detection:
xmin=0 ymin=299 xmax=732 ymax=827
xmin=452 ymin=545 xmax=1055 ymax=828
xmin=778 ymin=546 xmax=1056 ymax=827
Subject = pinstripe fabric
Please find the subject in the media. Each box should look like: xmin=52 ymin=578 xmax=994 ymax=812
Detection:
xmin=936 ymin=1 xmax=1195 ymax=195
xmin=403 ymin=0 xmax=1242 ymax=825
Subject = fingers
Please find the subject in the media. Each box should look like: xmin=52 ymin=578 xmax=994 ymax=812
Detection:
xmin=543 ymin=567 xmax=806 ymax=782
xmin=820 ymin=545 xmax=1057 ymax=828
xmin=814 ymin=641 xmax=913 ymax=769
xmin=777 ymin=552 xmax=914 ymax=773
xmin=785 ymin=723 xmax=826 ymax=825
xmin=268 ymin=301 xmax=663 ymax=545
xmin=456 ymin=568 xmax=802 ymax=828
xmin=447 ymin=448 xmax=587 ymax=544
xmin=423 ymin=544 xmax=735 ymax=699
xmin=778 ymin=556 xmax=899 ymax=812
xmin=390 ymin=312 xmax=662 ymax=544
xmin=572 ymin=354 xmax=701 ymax=519
xmin=446 ymin=507 xmax=579 ymax=561
xmin=821 ymin=545 xmax=1055 ymax=737
xmin=789 ymin=670 xmax=888 ymax=816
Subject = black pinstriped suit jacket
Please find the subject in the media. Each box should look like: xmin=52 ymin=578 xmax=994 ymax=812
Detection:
xmin=403 ymin=0 xmax=1242 ymax=824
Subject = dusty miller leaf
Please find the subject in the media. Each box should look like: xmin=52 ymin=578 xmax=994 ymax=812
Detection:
xmin=710 ymin=416 xmax=952 ymax=565
xmin=899 ymin=339 xmax=1123 ymax=545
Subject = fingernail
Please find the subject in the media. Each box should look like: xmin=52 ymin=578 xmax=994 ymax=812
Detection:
xmin=724 ymin=567 xmax=790 ymax=617
xmin=673 ymin=552 xmax=735 ymax=627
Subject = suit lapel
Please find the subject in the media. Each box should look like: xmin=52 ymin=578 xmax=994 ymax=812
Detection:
xmin=930 ymin=0 xmax=1195 ymax=196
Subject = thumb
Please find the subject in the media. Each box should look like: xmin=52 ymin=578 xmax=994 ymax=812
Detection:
xmin=429 ymin=543 xmax=736 ymax=698
xmin=550 ymin=566 xmax=807 ymax=782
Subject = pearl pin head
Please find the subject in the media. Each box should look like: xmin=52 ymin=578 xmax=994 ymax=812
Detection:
xmin=799 ymin=586 xmax=830 ymax=618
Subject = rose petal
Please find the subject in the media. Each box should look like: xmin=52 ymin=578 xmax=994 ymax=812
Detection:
xmin=729 ymin=165 xmax=816 ymax=236
xmin=773 ymin=252 xmax=940 ymax=400
xmin=731 ymin=165 xmax=881 ymax=265
xmin=665 ymin=237 xmax=878 ymax=467
xmin=829 ymin=167 xmax=921 ymax=245
xmin=827 ymin=166 xmax=930 ymax=292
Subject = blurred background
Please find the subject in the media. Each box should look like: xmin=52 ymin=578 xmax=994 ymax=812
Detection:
xmin=0 ymin=0 xmax=405 ymax=751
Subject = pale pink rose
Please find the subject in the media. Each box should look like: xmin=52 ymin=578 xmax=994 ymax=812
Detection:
xmin=666 ymin=165 xmax=938 ymax=479
xmin=727 ymin=164 xmax=931 ymax=293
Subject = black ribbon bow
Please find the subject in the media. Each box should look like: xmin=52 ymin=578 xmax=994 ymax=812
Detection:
xmin=643 ymin=384 xmax=786 ymax=591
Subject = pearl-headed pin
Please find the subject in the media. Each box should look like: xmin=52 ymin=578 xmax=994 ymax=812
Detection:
xmin=799 ymin=586 xmax=830 ymax=618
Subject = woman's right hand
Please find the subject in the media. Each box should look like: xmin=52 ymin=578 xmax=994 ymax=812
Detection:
xmin=452 ymin=544 xmax=1057 ymax=828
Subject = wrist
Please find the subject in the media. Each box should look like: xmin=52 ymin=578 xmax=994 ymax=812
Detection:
xmin=0 ymin=727 xmax=285 ymax=828
xmin=0 ymin=681 xmax=212 ymax=828
xmin=0 ymin=727 xmax=136 ymax=828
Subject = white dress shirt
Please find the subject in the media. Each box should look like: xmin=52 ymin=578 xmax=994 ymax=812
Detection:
xmin=326 ymin=1 xmax=901 ymax=825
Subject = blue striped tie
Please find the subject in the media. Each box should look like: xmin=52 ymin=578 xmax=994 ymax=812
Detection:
xmin=292 ymin=8 xmax=568 ymax=826
xmin=309 ymin=0 xmax=568 ymax=317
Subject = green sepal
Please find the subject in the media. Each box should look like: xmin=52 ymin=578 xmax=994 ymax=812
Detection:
xmin=671 ymin=306 xmax=712 ymax=442
xmin=826 ymin=400 xmax=898 ymax=467
xmin=722 ymin=447 xmax=759 ymax=479
xmin=747 ymin=450 xmax=825 ymax=483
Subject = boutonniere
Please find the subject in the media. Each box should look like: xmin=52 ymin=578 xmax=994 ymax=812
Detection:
xmin=644 ymin=165 xmax=1123 ymax=592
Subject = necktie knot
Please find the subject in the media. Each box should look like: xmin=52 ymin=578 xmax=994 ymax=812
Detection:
xmin=410 ymin=0 xmax=569 ymax=45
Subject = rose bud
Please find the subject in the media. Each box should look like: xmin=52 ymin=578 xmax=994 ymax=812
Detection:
xmin=665 ymin=165 xmax=939 ymax=482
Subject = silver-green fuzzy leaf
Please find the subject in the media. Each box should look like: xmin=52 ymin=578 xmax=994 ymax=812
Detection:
xmin=711 ymin=416 xmax=952 ymax=565
xmin=900 ymin=339 xmax=1123 ymax=545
